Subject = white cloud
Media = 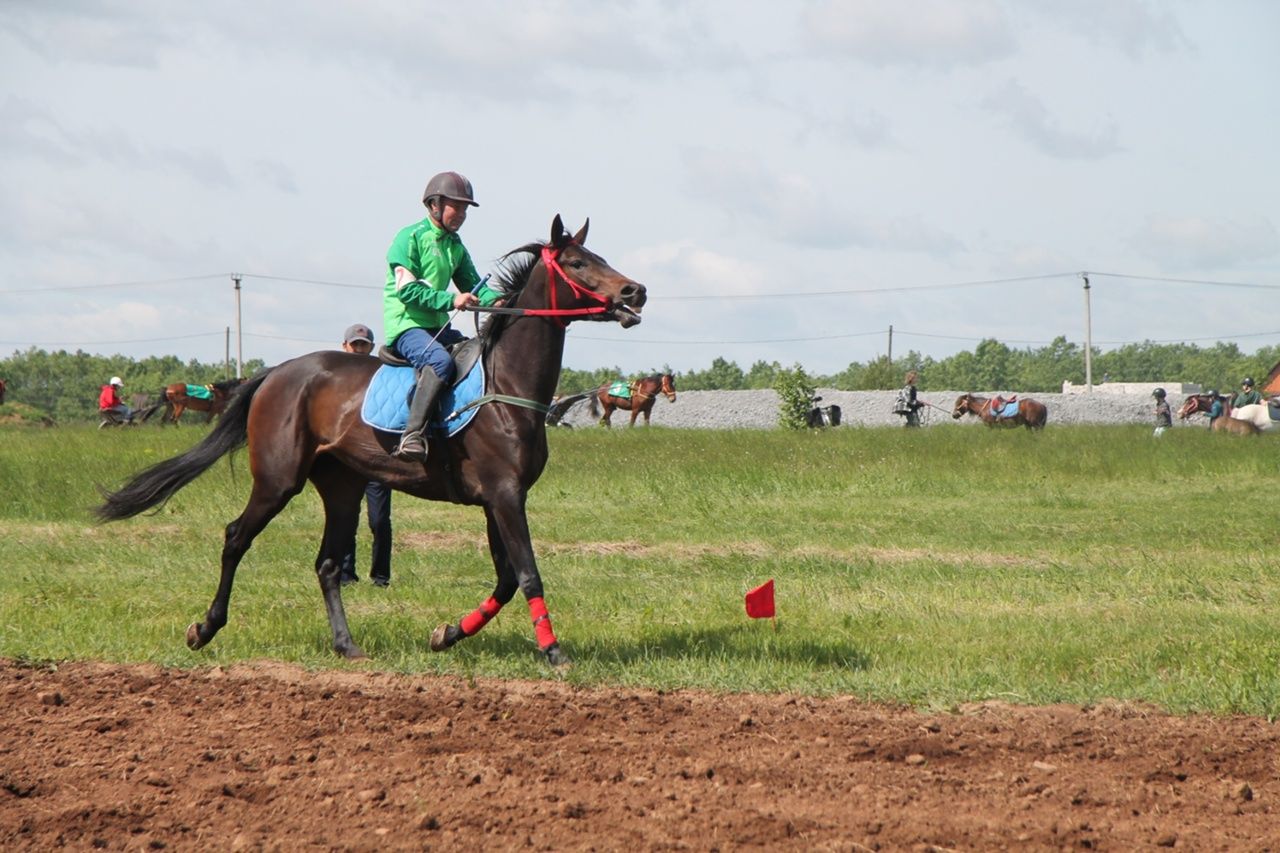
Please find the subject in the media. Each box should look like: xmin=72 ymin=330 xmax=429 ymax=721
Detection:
xmin=799 ymin=0 xmax=1016 ymax=68
xmin=982 ymin=79 xmax=1121 ymax=159
xmin=1131 ymin=215 xmax=1280 ymax=270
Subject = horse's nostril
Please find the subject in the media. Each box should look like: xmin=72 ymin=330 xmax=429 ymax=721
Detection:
xmin=621 ymin=283 xmax=646 ymax=305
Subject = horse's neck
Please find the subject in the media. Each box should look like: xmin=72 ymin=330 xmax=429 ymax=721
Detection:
xmin=488 ymin=268 xmax=565 ymax=403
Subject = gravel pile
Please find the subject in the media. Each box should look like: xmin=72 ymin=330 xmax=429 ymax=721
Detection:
xmin=555 ymin=389 xmax=1188 ymax=430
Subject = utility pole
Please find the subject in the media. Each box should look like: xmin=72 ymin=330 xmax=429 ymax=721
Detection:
xmin=232 ymin=274 xmax=243 ymax=379
xmin=887 ymin=324 xmax=893 ymax=366
xmin=224 ymin=327 xmax=231 ymax=379
xmin=1081 ymin=273 xmax=1092 ymax=392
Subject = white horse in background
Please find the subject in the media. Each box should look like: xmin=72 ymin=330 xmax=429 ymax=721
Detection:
xmin=1229 ymin=403 xmax=1277 ymax=431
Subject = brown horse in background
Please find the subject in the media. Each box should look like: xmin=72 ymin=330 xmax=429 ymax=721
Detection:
xmin=0 ymin=378 xmax=6 ymax=405
xmin=96 ymin=216 xmax=646 ymax=667
xmin=588 ymin=373 xmax=676 ymax=426
xmin=952 ymin=393 xmax=1047 ymax=430
xmin=1176 ymin=394 xmax=1261 ymax=436
xmin=159 ymin=378 xmax=245 ymax=424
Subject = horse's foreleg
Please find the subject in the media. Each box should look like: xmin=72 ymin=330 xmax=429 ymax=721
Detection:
xmin=430 ymin=505 xmax=519 ymax=653
xmin=434 ymin=495 xmax=568 ymax=667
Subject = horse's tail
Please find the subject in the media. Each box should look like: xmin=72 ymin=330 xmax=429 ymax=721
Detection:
xmin=587 ymin=389 xmax=600 ymax=418
xmin=95 ymin=370 xmax=272 ymax=521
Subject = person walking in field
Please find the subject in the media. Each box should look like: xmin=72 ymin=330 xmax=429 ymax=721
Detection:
xmin=337 ymin=324 xmax=393 ymax=587
xmin=894 ymin=370 xmax=924 ymax=427
xmin=383 ymin=171 xmax=504 ymax=462
xmin=98 ymin=377 xmax=135 ymax=424
xmin=1151 ymin=387 xmax=1172 ymax=437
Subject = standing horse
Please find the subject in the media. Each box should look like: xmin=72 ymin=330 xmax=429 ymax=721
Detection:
xmin=1177 ymin=394 xmax=1264 ymax=435
xmin=951 ymin=393 xmax=1048 ymax=430
xmin=96 ymin=216 xmax=645 ymax=667
xmin=588 ymin=373 xmax=676 ymax=426
xmin=159 ymin=378 xmax=245 ymax=425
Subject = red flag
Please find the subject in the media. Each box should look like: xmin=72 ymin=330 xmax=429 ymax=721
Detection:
xmin=745 ymin=579 xmax=775 ymax=619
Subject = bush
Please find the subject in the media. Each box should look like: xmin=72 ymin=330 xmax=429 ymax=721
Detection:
xmin=773 ymin=366 xmax=814 ymax=430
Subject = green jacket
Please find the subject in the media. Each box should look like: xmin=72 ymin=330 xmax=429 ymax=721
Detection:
xmin=383 ymin=217 xmax=501 ymax=345
xmin=1232 ymin=389 xmax=1262 ymax=408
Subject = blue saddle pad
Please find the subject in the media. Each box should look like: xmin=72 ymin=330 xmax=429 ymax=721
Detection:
xmin=1270 ymin=402 xmax=1280 ymax=422
xmin=361 ymin=359 xmax=486 ymax=437
xmin=994 ymin=400 xmax=1020 ymax=418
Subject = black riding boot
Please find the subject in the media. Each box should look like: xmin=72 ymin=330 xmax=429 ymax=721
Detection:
xmin=393 ymin=369 xmax=446 ymax=462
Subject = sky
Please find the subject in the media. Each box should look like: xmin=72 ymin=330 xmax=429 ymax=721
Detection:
xmin=2 ymin=0 xmax=1277 ymax=378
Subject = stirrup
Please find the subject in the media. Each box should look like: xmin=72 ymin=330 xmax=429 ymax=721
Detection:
xmin=392 ymin=431 xmax=428 ymax=462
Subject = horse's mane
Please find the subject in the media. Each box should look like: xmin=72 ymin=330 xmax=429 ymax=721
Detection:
xmin=479 ymin=240 xmax=546 ymax=350
xmin=212 ymin=378 xmax=244 ymax=393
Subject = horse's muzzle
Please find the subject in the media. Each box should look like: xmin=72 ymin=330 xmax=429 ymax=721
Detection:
xmin=613 ymin=282 xmax=646 ymax=328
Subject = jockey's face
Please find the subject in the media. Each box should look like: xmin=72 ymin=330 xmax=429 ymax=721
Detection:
xmin=432 ymin=198 xmax=469 ymax=233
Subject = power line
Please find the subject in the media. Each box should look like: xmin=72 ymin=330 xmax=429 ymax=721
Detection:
xmin=0 ymin=274 xmax=228 ymax=294
xmin=659 ymin=272 xmax=1078 ymax=301
xmin=1090 ymin=271 xmax=1280 ymax=290
xmin=0 ymin=332 xmax=225 ymax=346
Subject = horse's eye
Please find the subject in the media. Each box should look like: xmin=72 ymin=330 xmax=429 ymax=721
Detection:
xmin=569 ymin=260 xmax=586 ymax=269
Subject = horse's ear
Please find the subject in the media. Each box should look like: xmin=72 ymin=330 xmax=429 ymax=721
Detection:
xmin=573 ymin=218 xmax=589 ymax=245
xmin=550 ymin=214 xmax=566 ymax=247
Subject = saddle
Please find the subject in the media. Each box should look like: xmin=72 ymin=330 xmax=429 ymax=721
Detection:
xmin=363 ymin=339 xmax=486 ymax=435
xmin=991 ymin=396 xmax=1020 ymax=418
xmin=607 ymin=380 xmax=633 ymax=400
xmin=184 ymin=384 xmax=214 ymax=401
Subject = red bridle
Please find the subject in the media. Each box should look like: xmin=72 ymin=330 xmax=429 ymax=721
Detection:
xmin=512 ymin=244 xmax=611 ymax=329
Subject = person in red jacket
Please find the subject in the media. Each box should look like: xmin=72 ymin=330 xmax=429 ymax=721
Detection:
xmin=98 ymin=376 xmax=134 ymax=424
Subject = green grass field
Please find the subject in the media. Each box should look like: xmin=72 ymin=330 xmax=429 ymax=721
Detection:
xmin=1 ymin=423 xmax=1277 ymax=715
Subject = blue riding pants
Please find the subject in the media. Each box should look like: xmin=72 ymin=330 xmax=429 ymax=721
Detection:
xmin=392 ymin=326 xmax=465 ymax=383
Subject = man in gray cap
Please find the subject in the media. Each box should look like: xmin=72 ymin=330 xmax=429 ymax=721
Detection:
xmin=342 ymin=323 xmax=375 ymax=355
xmin=339 ymin=323 xmax=392 ymax=586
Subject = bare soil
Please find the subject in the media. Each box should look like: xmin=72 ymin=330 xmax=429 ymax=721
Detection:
xmin=2 ymin=659 xmax=1277 ymax=850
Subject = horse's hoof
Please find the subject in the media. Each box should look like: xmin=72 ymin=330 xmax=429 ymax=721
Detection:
xmin=543 ymin=643 xmax=572 ymax=669
xmin=185 ymin=623 xmax=205 ymax=651
xmin=430 ymin=623 xmax=457 ymax=652
xmin=338 ymin=645 xmax=368 ymax=661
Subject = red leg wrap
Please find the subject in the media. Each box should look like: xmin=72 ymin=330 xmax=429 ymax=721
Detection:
xmin=460 ymin=596 xmax=502 ymax=636
xmin=528 ymin=596 xmax=558 ymax=649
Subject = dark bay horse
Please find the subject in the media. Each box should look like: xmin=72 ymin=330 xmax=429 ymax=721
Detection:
xmin=588 ymin=373 xmax=676 ymax=426
xmin=1177 ymin=394 xmax=1262 ymax=436
xmin=951 ymin=393 xmax=1047 ymax=430
xmin=159 ymin=378 xmax=245 ymax=424
xmin=97 ymin=216 xmax=645 ymax=667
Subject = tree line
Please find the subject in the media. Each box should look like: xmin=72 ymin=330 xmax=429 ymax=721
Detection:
xmin=0 ymin=348 xmax=266 ymax=424
xmin=555 ymin=337 xmax=1279 ymax=395
xmin=2 ymin=338 xmax=1276 ymax=423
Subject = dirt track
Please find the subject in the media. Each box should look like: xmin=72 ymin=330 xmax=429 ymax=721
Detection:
xmin=2 ymin=660 xmax=1277 ymax=850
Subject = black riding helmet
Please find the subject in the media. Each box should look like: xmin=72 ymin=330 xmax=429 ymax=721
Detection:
xmin=1152 ymin=387 xmax=1166 ymax=399
xmin=422 ymin=171 xmax=478 ymax=208
xmin=1242 ymin=377 xmax=1255 ymax=387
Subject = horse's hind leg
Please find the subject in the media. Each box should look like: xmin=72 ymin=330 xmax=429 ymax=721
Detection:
xmin=599 ymin=401 xmax=613 ymax=427
xmin=186 ymin=432 xmax=312 ymax=651
xmin=309 ymin=459 xmax=368 ymax=659
xmin=187 ymin=478 xmax=305 ymax=651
